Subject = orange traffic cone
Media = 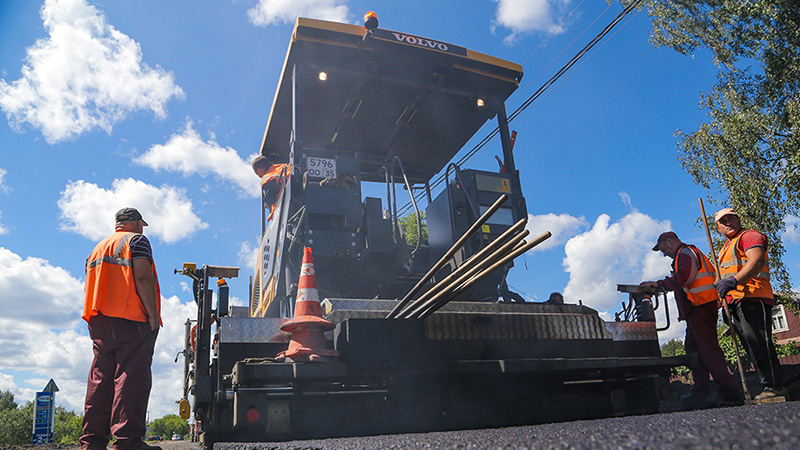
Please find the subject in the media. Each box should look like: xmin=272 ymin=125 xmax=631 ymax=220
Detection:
xmin=276 ymin=247 xmax=339 ymax=362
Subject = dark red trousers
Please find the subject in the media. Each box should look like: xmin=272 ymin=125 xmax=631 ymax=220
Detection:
xmin=684 ymin=302 xmax=740 ymax=401
xmin=81 ymin=313 xmax=158 ymax=450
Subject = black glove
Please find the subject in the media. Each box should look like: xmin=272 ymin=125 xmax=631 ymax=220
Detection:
xmin=714 ymin=275 xmax=738 ymax=298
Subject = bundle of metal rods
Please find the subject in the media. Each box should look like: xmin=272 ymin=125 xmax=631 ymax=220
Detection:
xmin=387 ymin=194 xmax=551 ymax=319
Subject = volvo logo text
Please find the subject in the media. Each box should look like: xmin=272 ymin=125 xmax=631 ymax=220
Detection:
xmin=391 ymin=33 xmax=449 ymax=51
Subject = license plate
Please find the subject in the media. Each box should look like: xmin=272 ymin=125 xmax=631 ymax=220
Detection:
xmin=306 ymin=156 xmax=337 ymax=178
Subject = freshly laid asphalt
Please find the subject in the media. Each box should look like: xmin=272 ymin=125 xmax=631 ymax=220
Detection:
xmin=217 ymin=400 xmax=800 ymax=450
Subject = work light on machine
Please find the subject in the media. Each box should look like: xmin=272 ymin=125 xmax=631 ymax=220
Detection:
xmin=318 ymin=71 xmax=327 ymax=81
xmin=476 ymin=98 xmax=485 ymax=107
xmin=363 ymin=11 xmax=378 ymax=30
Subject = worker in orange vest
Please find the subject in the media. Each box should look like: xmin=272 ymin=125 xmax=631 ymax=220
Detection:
xmin=81 ymin=207 xmax=162 ymax=450
xmin=252 ymin=155 xmax=289 ymax=221
xmin=714 ymin=208 xmax=786 ymax=401
xmin=641 ymin=231 xmax=741 ymax=408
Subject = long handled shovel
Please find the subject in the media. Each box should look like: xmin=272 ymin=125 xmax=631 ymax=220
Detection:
xmin=698 ymin=198 xmax=753 ymax=405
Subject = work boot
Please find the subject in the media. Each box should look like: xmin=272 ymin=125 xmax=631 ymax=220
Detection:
xmin=754 ymin=386 xmax=788 ymax=401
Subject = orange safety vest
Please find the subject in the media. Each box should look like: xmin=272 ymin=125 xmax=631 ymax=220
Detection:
xmin=718 ymin=229 xmax=773 ymax=301
xmin=261 ymin=163 xmax=289 ymax=221
xmin=677 ymin=244 xmax=718 ymax=306
xmin=83 ymin=231 xmax=162 ymax=324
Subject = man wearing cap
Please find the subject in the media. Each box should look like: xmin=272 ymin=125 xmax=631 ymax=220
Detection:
xmin=81 ymin=207 xmax=162 ymax=450
xmin=714 ymin=208 xmax=786 ymax=401
xmin=641 ymin=231 xmax=741 ymax=408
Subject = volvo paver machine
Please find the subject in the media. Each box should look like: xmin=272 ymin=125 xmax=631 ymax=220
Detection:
xmin=177 ymin=13 xmax=688 ymax=445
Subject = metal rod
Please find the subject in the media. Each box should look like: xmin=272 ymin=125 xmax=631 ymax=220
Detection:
xmin=438 ymin=235 xmax=545 ymax=306
xmin=454 ymin=239 xmax=528 ymax=293
xmin=419 ymin=231 xmax=552 ymax=318
xmin=399 ymin=221 xmax=527 ymax=318
xmin=394 ymin=216 xmax=526 ymax=318
xmin=699 ymin=197 xmax=752 ymax=404
xmin=401 ymin=229 xmax=530 ymax=319
xmin=386 ymin=194 xmax=510 ymax=318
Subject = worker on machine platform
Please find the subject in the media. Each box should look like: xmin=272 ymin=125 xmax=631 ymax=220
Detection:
xmin=640 ymin=231 xmax=742 ymax=409
xmin=252 ymin=155 xmax=289 ymax=221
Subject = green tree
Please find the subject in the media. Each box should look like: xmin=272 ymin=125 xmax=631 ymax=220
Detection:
xmin=0 ymin=390 xmax=16 ymax=411
xmin=0 ymin=400 xmax=33 ymax=445
xmin=53 ymin=406 xmax=83 ymax=444
xmin=660 ymin=338 xmax=690 ymax=379
xmin=621 ymin=0 xmax=800 ymax=297
xmin=0 ymin=392 xmax=82 ymax=445
xmin=149 ymin=414 xmax=190 ymax=440
xmin=398 ymin=212 xmax=428 ymax=247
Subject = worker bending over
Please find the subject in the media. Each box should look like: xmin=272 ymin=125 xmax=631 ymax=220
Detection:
xmin=252 ymin=155 xmax=289 ymax=221
xmin=713 ymin=208 xmax=786 ymax=401
xmin=641 ymin=231 xmax=741 ymax=408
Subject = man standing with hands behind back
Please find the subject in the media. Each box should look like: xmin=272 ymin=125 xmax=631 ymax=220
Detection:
xmin=80 ymin=207 xmax=162 ymax=450
xmin=713 ymin=208 xmax=786 ymax=401
xmin=641 ymin=231 xmax=741 ymax=408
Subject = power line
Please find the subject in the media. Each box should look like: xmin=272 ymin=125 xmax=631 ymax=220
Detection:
xmin=397 ymin=0 xmax=644 ymax=216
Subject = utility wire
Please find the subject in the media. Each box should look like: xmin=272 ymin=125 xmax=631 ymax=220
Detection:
xmin=509 ymin=0 xmax=604 ymax=106
xmin=397 ymin=0 xmax=644 ymax=216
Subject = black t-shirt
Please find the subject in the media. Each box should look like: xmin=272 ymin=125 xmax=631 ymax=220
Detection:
xmin=129 ymin=234 xmax=153 ymax=260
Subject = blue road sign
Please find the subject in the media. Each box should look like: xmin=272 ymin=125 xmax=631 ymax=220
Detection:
xmin=32 ymin=379 xmax=58 ymax=444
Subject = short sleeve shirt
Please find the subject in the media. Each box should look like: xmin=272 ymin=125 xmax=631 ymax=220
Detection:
xmin=129 ymin=234 xmax=153 ymax=260
xmin=737 ymin=229 xmax=768 ymax=252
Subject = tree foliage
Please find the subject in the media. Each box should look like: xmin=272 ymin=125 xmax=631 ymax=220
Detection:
xmin=622 ymin=0 xmax=800 ymax=295
xmin=0 ymin=390 xmax=16 ymax=411
xmin=660 ymin=338 xmax=691 ymax=379
xmin=398 ymin=212 xmax=428 ymax=247
xmin=148 ymin=414 xmax=189 ymax=440
xmin=53 ymin=406 xmax=83 ymax=444
xmin=0 ymin=391 xmax=82 ymax=445
xmin=0 ymin=400 xmax=33 ymax=446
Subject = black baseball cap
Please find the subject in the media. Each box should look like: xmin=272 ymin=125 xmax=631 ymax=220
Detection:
xmin=652 ymin=231 xmax=679 ymax=251
xmin=115 ymin=207 xmax=148 ymax=226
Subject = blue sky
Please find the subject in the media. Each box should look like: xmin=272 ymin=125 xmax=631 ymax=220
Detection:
xmin=1 ymin=0 xmax=797 ymax=419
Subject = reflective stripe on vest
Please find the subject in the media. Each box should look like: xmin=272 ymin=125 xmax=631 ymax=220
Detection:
xmin=83 ymin=231 xmax=161 ymax=323
xmin=718 ymin=229 xmax=773 ymax=300
xmin=678 ymin=245 xmax=718 ymax=305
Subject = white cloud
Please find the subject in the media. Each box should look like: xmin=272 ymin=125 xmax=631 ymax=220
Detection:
xmin=150 ymin=294 xmax=197 ymax=417
xmin=0 ymin=168 xmax=8 ymax=193
xmin=525 ymin=212 xmax=588 ymax=252
xmin=238 ymin=239 xmax=260 ymax=274
xmin=0 ymin=248 xmax=84 ymax=326
xmin=0 ymin=245 xmax=201 ymax=416
xmin=0 ymin=247 xmax=92 ymax=411
xmin=0 ymin=0 xmax=184 ymax=143
xmin=783 ymin=215 xmax=800 ymax=245
xmin=248 ymin=0 xmax=351 ymax=26
xmin=493 ymin=0 xmax=571 ymax=44
xmin=562 ymin=211 xmax=672 ymax=313
xmin=136 ymin=121 xmax=260 ymax=198
xmin=58 ymin=178 xmax=208 ymax=244
xmin=0 ymin=169 xmax=8 ymax=234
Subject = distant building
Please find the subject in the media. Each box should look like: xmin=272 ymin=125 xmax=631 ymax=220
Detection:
xmin=772 ymin=294 xmax=800 ymax=346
